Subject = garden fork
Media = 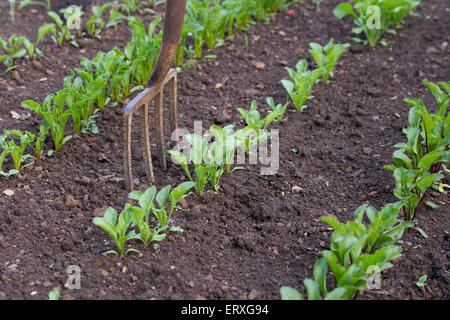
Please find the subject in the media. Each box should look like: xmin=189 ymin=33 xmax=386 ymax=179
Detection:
xmin=123 ymin=0 xmax=187 ymax=191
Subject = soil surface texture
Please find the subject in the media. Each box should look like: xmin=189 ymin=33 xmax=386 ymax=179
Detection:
xmin=0 ymin=0 xmax=448 ymax=300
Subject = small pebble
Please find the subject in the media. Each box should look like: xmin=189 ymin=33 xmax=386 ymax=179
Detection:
xmin=3 ymin=189 xmax=14 ymax=196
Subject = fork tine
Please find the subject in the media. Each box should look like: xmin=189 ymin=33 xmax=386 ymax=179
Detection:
xmin=123 ymin=109 xmax=133 ymax=191
xmin=139 ymin=101 xmax=154 ymax=183
xmin=123 ymin=70 xmax=178 ymax=191
xmin=123 ymin=88 xmax=153 ymax=191
xmin=154 ymin=90 xmax=167 ymax=169
xmin=168 ymin=71 xmax=178 ymax=134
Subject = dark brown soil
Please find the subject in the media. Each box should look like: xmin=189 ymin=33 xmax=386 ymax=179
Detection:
xmin=0 ymin=0 xmax=448 ymax=300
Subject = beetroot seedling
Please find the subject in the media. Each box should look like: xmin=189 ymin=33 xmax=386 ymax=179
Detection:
xmin=93 ymin=207 xmax=140 ymax=256
xmin=308 ymin=38 xmax=349 ymax=82
xmin=282 ymin=202 xmax=407 ymax=300
xmin=333 ymin=0 xmax=421 ymax=47
xmin=281 ymin=59 xmax=322 ymax=111
xmin=129 ymin=182 xmax=196 ymax=229
xmin=0 ymin=129 xmax=35 ymax=175
xmin=22 ymin=90 xmax=72 ymax=152
xmin=384 ymin=80 xmax=449 ymax=221
xmin=126 ymin=186 xmax=167 ymax=246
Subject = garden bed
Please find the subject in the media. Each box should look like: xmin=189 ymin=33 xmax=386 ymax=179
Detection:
xmin=0 ymin=0 xmax=448 ymax=300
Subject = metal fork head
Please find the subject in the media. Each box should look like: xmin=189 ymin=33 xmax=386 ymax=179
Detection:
xmin=123 ymin=68 xmax=178 ymax=191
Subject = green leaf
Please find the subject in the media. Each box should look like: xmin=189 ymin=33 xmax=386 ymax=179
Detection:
xmin=280 ymin=79 xmax=294 ymax=94
xmin=408 ymin=107 xmax=420 ymax=127
xmin=418 ymin=150 xmax=450 ymax=171
xmin=156 ymin=185 xmax=171 ymax=209
xmin=322 ymin=250 xmax=346 ymax=280
xmin=436 ymin=80 xmax=449 ymax=93
xmin=280 ymin=286 xmax=303 ymax=300
xmin=126 ymin=205 xmax=145 ymax=226
xmin=209 ymin=125 xmax=227 ymax=142
xmin=169 ymin=226 xmax=184 ymax=233
xmin=320 ymin=216 xmax=344 ymax=230
xmin=139 ymin=186 xmax=156 ymax=216
xmin=48 ymin=11 xmax=63 ymax=28
xmin=351 ymin=37 xmax=364 ymax=43
xmin=423 ymin=80 xmax=448 ymax=115
xmin=117 ymin=209 xmax=134 ymax=235
xmin=303 ymin=278 xmax=321 ymax=300
xmin=126 ymin=248 xmax=140 ymax=255
xmin=21 ymin=100 xmax=42 ymax=111
xmin=381 ymin=224 xmax=406 ymax=245
xmin=169 ymin=181 xmax=195 ymax=208
xmin=62 ymin=135 xmax=72 ymax=146
xmin=406 ymin=126 xmax=420 ymax=154
xmin=392 ymin=150 xmax=413 ymax=170
xmin=353 ymin=203 xmax=368 ymax=223
xmin=425 ymin=201 xmax=439 ymax=209
xmin=183 ymin=21 xmax=204 ymax=33
xmin=333 ymin=3 xmax=357 ymax=20
xmin=0 ymin=169 xmax=20 ymax=177
xmin=314 ymin=258 xmax=328 ymax=296
xmin=11 ymin=48 xmax=26 ymax=59
xmin=167 ymin=150 xmax=192 ymax=180
xmin=37 ymin=23 xmax=56 ymax=44
xmin=103 ymin=207 xmax=118 ymax=226
xmin=337 ymin=234 xmax=358 ymax=265
xmin=416 ymin=275 xmax=427 ymax=287
xmin=416 ymin=227 xmax=428 ymax=239
xmin=324 ymin=287 xmax=347 ymax=300
xmin=186 ymin=134 xmax=207 ymax=165
xmin=152 ymin=234 xmax=166 ymax=242
xmin=336 ymin=264 xmax=367 ymax=292
xmin=128 ymin=190 xmax=143 ymax=201
xmin=48 ymin=289 xmax=60 ymax=300
xmin=365 ymin=206 xmax=377 ymax=224
xmin=93 ymin=217 xmax=117 ymax=240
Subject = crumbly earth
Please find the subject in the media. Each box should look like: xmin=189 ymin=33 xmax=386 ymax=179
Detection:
xmin=0 ymin=0 xmax=448 ymax=300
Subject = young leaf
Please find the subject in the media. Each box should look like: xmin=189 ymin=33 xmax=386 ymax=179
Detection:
xmin=139 ymin=186 xmax=157 ymax=216
xmin=313 ymin=258 xmax=328 ymax=296
xmin=324 ymin=287 xmax=348 ymax=300
xmin=416 ymin=275 xmax=427 ymax=287
xmin=303 ymin=279 xmax=321 ymax=300
xmin=280 ymin=286 xmax=304 ymax=300
xmin=169 ymin=181 xmax=196 ymax=214
xmin=333 ymin=3 xmax=357 ymax=19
